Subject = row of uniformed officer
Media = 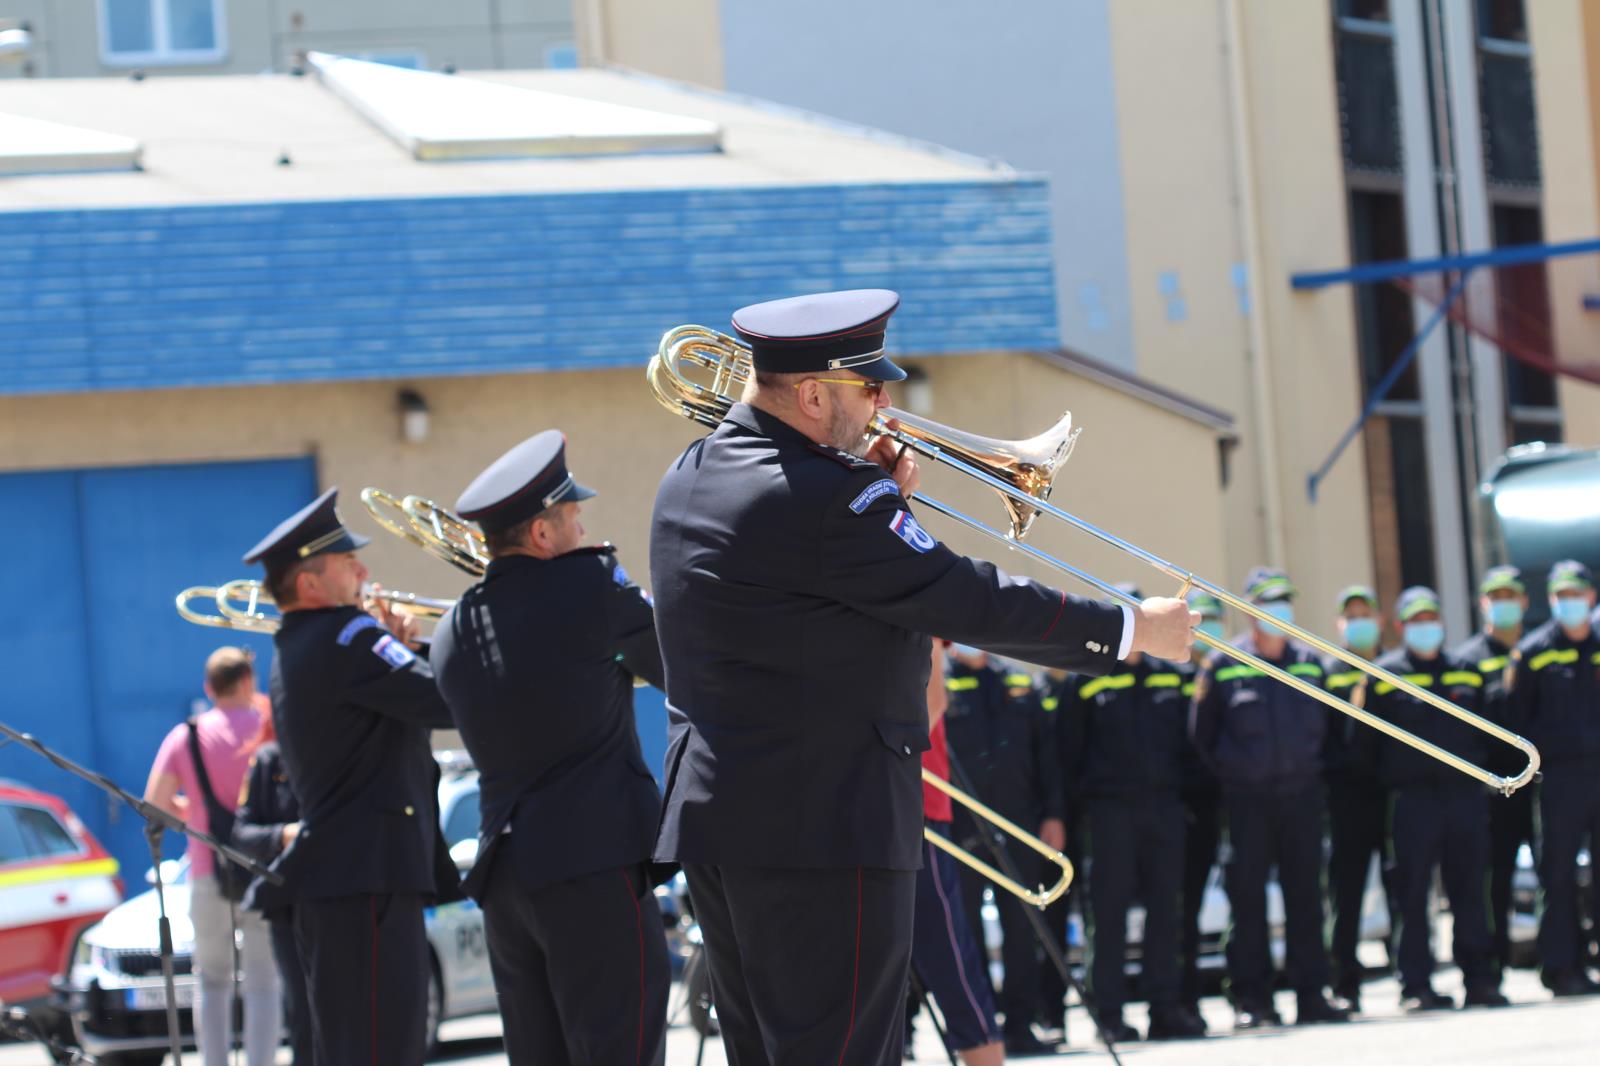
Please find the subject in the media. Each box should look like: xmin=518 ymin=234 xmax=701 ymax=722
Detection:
xmin=648 ymin=289 xmax=1200 ymax=1065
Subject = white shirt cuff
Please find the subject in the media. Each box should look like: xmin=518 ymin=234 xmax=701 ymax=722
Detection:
xmin=1116 ymin=603 xmax=1135 ymax=661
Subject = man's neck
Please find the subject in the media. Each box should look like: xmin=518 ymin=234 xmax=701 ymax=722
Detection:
xmin=745 ymin=392 xmax=826 ymax=446
xmin=494 ymin=545 xmax=556 ymax=562
xmin=1559 ymin=623 xmax=1592 ymax=644
xmin=1487 ymin=625 xmax=1521 ymax=647
xmin=1254 ymin=633 xmax=1289 ymax=660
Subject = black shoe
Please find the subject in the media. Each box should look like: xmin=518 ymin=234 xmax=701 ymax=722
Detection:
xmin=1546 ymin=970 xmax=1600 ymax=997
xmin=1146 ymin=1004 xmax=1207 ymax=1040
xmin=1464 ymin=986 xmax=1511 ymax=1008
xmin=1296 ymin=993 xmax=1353 ymax=1025
xmin=1093 ymin=1015 xmax=1140 ymax=1044
xmin=1003 ymin=1030 xmax=1062 ymax=1056
xmin=1233 ymin=1000 xmax=1283 ymax=1030
xmin=1402 ymin=989 xmax=1456 ymax=1012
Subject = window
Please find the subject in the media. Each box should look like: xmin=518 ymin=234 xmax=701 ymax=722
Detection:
xmin=1337 ymin=0 xmax=1390 ymax=24
xmin=99 ymin=0 xmax=226 ymax=67
xmin=1477 ymin=0 xmax=1529 ymax=44
xmin=0 ymin=805 xmax=27 ymax=865
xmin=13 ymin=804 xmax=83 ymax=859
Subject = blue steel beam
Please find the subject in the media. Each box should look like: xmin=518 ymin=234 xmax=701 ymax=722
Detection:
xmin=1291 ymin=236 xmax=1600 ymax=290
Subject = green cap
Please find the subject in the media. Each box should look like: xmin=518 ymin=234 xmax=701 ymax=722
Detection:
xmin=1548 ymin=559 xmax=1595 ymax=594
xmin=1478 ymin=565 xmax=1525 ymax=597
xmin=1396 ymin=585 xmax=1442 ymax=622
xmin=1336 ymin=584 xmax=1378 ymax=610
xmin=1186 ymin=588 xmax=1224 ymax=619
xmin=1243 ymin=565 xmax=1296 ymax=603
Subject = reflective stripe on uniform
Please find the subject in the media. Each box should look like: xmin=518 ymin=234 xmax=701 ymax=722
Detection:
xmin=1144 ymin=673 xmax=1183 ymax=688
xmin=1374 ymin=673 xmax=1435 ymax=697
xmin=1326 ymin=670 xmax=1364 ymax=691
xmin=1040 ymin=696 xmax=1059 ymax=712
xmin=1215 ymin=665 xmax=1262 ymax=684
xmin=1181 ymin=682 xmax=1196 ymax=697
xmin=1529 ymin=648 xmax=1579 ymax=672
xmin=1288 ymin=663 xmax=1324 ymax=679
xmin=1440 ymin=670 xmax=1483 ymax=688
xmin=946 ymin=676 xmax=980 ymax=692
xmin=1477 ymin=655 xmax=1508 ymax=674
xmin=1004 ymin=673 xmax=1034 ymax=688
xmin=1079 ymin=674 xmax=1137 ymax=699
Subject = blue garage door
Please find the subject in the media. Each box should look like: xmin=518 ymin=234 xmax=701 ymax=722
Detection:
xmin=0 ymin=457 xmax=317 ymax=881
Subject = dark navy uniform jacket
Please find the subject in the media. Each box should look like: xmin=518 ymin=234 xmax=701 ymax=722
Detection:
xmin=1452 ymin=631 xmax=1520 ymax=779
xmin=250 ymin=606 xmax=462 ymax=911
xmin=430 ymin=548 xmax=666 ymax=900
xmin=649 ymin=402 xmax=1125 ymax=872
xmin=232 ymin=741 xmax=299 ymax=871
xmin=943 ymin=662 xmax=1062 ymax=831
xmin=1058 ymin=655 xmax=1191 ymax=800
xmin=1352 ymin=649 xmax=1487 ymax=789
xmin=1189 ymin=633 xmax=1328 ymax=794
xmin=1505 ymin=620 xmax=1600 ymax=770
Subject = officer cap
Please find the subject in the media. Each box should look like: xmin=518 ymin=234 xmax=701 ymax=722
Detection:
xmin=732 ymin=289 xmax=907 ymax=382
xmin=1186 ymin=588 xmax=1224 ymax=618
xmin=1243 ymin=565 xmax=1296 ymax=603
xmin=242 ymin=488 xmax=370 ymax=569
xmin=1478 ymin=565 xmax=1525 ymax=597
xmin=1547 ymin=559 xmax=1595 ymax=594
xmin=1336 ymin=584 xmax=1378 ymax=610
xmin=455 ymin=429 xmax=596 ymax=535
xmin=1395 ymin=585 xmax=1442 ymax=622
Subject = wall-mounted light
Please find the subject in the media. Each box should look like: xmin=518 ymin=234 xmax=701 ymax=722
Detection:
xmin=0 ymin=22 xmax=33 ymax=60
xmin=398 ymin=388 xmax=430 ymax=444
xmin=900 ymin=365 xmax=933 ymax=416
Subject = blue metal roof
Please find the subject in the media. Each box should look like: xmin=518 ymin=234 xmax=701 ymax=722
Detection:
xmin=1 ymin=180 xmax=1059 ymax=395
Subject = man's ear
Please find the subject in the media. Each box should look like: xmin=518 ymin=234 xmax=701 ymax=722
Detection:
xmin=792 ymin=379 xmax=824 ymax=419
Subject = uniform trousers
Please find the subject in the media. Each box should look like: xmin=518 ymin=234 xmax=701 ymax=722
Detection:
xmin=1537 ymin=768 xmax=1600 ymax=976
xmin=955 ymin=831 xmax=1041 ymax=1039
xmin=1086 ymin=795 xmax=1185 ymax=1017
xmin=1178 ymin=787 xmax=1220 ymax=1011
xmin=685 ymin=863 xmax=914 ymax=1066
xmin=292 ymin=893 xmax=428 ymax=1066
xmin=1223 ymin=782 xmax=1330 ymax=1003
xmin=1486 ymin=784 xmax=1534 ymax=976
xmin=911 ymin=823 xmax=998 ymax=1052
xmin=1326 ymin=778 xmax=1394 ymax=993
xmin=1390 ymin=784 xmax=1495 ymax=994
xmin=268 ymin=913 xmax=313 ymax=1065
xmin=480 ymin=858 xmax=669 ymax=1066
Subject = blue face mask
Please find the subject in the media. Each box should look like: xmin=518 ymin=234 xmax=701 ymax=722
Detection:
xmin=1343 ymin=617 xmax=1380 ymax=651
xmin=1403 ymin=621 xmax=1445 ymax=656
xmin=1551 ymin=596 xmax=1591 ymax=630
xmin=1198 ymin=619 xmax=1225 ymax=642
xmin=1256 ymin=600 xmax=1294 ymax=638
xmin=950 ymin=643 xmax=981 ymax=660
xmin=1485 ymin=599 xmax=1524 ymax=630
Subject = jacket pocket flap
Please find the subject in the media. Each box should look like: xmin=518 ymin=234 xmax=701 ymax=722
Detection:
xmin=874 ymin=719 xmax=932 ymax=758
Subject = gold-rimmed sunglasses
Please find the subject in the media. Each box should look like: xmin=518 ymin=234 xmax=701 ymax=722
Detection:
xmin=797 ymin=377 xmax=884 ymax=396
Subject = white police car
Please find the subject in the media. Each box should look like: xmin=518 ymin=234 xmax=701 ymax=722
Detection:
xmin=54 ymin=756 xmax=494 ymax=1065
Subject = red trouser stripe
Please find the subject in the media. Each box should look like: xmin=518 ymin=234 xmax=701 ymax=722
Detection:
xmin=623 ymin=869 xmax=646 ymax=1065
xmin=837 ymin=867 xmax=863 ymax=1066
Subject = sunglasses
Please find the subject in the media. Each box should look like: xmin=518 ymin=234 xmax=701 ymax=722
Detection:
xmin=798 ymin=377 xmax=885 ymax=397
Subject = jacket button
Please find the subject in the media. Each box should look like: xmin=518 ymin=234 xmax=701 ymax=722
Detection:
xmin=404 ymin=806 xmax=415 ymax=816
xmin=902 ymin=745 xmax=911 ymax=755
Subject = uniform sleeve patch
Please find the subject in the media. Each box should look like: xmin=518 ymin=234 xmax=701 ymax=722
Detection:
xmin=337 ymin=614 xmax=379 ymax=645
xmin=372 ymin=633 xmax=416 ymax=669
xmin=613 ymin=562 xmax=631 ymax=587
xmin=849 ymin=478 xmax=900 ymax=514
xmin=889 ymin=510 xmax=936 ymax=553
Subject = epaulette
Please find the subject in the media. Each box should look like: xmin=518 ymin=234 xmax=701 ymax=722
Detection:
xmin=807 ymin=442 xmax=880 ymax=471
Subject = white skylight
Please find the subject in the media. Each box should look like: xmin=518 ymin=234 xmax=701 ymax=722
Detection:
xmin=0 ymin=113 xmax=142 ymax=175
xmin=307 ymin=52 xmax=723 ymax=161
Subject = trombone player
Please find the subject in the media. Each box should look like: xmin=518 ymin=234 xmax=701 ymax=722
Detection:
xmin=649 ymin=289 xmax=1197 ymax=1065
xmin=430 ymin=431 xmax=672 ymax=1064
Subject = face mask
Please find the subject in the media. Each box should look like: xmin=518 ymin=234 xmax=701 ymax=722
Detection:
xmin=1257 ymin=600 xmax=1294 ymax=638
xmin=1402 ymin=621 xmax=1445 ymax=656
xmin=1485 ymin=600 xmax=1524 ymax=630
xmin=1343 ymin=617 xmax=1380 ymax=651
xmin=1551 ymin=597 xmax=1591 ymax=630
xmin=1198 ymin=620 xmax=1225 ymax=642
xmin=950 ymin=643 xmax=981 ymax=660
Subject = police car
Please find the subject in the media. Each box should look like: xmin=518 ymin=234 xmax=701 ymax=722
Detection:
xmin=53 ymin=755 xmax=495 ymax=1065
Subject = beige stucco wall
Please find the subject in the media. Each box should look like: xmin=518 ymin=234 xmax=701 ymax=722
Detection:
xmin=1109 ymin=0 xmax=1374 ymax=630
xmin=1532 ymin=0 xmax=1600 ymax=449
xmin=0 ymin=353 xmax=1227 ymax=633
xmin=576 ymin=0 xmax=723 ymax=86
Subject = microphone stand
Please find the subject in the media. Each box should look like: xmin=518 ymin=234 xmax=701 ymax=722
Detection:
xmin=0 ymin=721 xmax=280 ymax=1065
xmin=945 ymin=750 xmax=1125 ymax=1066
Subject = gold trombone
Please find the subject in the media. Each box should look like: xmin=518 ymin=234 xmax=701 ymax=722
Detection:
xmin=175 ymin=579 xmax=454 ymax=634
xmin=647 ymin=327 xmax=1542 ymax=810
xmin=361 ymin=488 xmax=488 ymax=576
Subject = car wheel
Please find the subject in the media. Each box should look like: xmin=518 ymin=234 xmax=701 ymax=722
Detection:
xmin=424 ymin=957 xmax=444 ymax=1059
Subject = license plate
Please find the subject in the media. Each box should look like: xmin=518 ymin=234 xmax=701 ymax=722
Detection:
xmin=125 ymin=981 xmax=197 ymax=1011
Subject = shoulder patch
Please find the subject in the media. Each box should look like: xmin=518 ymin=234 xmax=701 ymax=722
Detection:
xmin=808 ymin=442 xmax=878 ymax=470
xmin=371 ymin=633 xmax=416 ymax=669
xmin=888 ymin=510 xmax=937 ymax=553
xmin=337 ymin=614 xmax=379 ymax=645
xmin=613 ymin=561 xmax=632 ymax=587
xmin=849 ymin=478 xmax=900 ymax=514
